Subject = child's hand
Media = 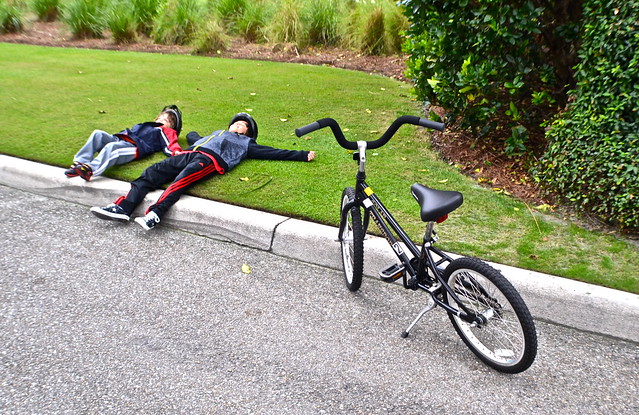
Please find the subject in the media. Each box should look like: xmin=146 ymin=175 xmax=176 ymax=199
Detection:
xmin=307 ymin=151 xmax=316 ymax=161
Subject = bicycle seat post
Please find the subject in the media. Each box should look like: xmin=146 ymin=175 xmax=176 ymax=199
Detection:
xmin=424 ymin=222 xmax=437 ymax=245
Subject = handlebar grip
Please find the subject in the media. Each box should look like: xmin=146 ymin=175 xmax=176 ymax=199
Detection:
xmin=417 ymin=118 xmax=445 ymax=132
xmin=295 ymin=122 xmax=321 ymax=137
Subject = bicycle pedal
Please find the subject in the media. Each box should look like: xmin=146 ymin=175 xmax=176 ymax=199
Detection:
xmin=379 ymin=264 xmax=405 ymax=283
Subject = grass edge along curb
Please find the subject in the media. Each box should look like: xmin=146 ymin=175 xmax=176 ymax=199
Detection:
xmin=0 ymin=43 xmax=637 ymax=294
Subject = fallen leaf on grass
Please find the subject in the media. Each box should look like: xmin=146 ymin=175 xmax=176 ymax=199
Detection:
xmin=535 ymin=204 xmax=553 ymax=212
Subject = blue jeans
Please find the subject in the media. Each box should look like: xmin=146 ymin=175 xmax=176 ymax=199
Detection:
xmin=74 ymin=130 xmax=137 ymax=176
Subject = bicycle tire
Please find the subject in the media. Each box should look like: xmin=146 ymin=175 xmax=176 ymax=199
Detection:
xmin=340 ymin=187 xmax=364 ymax=292
xmin=442 ymin=257 xmax=537 ymax=373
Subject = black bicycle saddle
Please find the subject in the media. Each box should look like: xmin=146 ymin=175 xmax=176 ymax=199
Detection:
xmin=411 ymin=183 xmax=463 ymax=222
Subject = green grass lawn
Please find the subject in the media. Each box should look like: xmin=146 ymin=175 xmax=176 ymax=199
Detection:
xmin=1 ymin=43 xmax=637 ymax=294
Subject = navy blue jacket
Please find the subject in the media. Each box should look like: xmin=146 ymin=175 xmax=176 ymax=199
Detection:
xmin=116 ymin=122 xmax=181 ymax=158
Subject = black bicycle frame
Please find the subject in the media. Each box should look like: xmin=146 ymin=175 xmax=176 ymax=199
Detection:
xmin=338 ymin=179 xmax=480 ymax=324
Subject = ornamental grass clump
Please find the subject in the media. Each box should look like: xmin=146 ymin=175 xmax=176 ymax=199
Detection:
xmin=106 ymin=0 xmax=137 ymax=44
xmin=0 ymin=0 xmax=24 ymax=34
xmin=152 ymin=0 xmax=204 ymax=45
xmin=31 ymin=0 xmax=60 ymax=22
xmin=303 ymin=0 xmax=341 ymax=46
xmin=63 ymin=0 xmax=106 ymax=39
xmin=191 ymin=18 xmax=230 ymax=54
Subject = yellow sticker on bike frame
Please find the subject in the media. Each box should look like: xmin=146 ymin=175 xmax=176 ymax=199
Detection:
xmin=364 ymin=187 xmax=374 ymax=196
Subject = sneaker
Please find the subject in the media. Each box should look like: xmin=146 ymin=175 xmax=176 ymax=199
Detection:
xmin=64 ymin=162 xmax=81 ymax=178
xmin=186 ymin=131 xmax=202 ymax=145
xmin=134 ymin=211 xmax=160 ymax=231
xmin=90 ymin=204 xmax=130 ymax=222
xmin=77 ymin=164 xmax=93 ymax=181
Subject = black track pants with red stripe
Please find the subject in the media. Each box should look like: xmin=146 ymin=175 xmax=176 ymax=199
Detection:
xmin=116 ymin=152 xmax=220 ymax=219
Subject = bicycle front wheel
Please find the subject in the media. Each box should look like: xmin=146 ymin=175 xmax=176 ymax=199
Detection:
xmin=340 ymin=187 xmax=364 ymax=292
xmin=442 ymin=257 xmax=537 ymax=373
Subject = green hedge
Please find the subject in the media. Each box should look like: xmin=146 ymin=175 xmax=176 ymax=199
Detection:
xmin=402 ymin=0 xmax=579 ymax=156
xmin=537 ymin=0 xmax=639 ymax=231
xmin=402 ymin=0 xmax=638 ymax=232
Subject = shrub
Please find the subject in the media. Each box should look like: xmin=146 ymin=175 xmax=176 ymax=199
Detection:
xmin=235 ymin=0 xmax=269 ymax=43
xmin=303 ymin=0 xmax=341 ymax=47
xmin=360 ymin=7 xmax=385 ymax=55
xmin=63 ymin=0 xmax=106 ymax=39
xmin=191 ymin=18 xmax=230 ymax=54
xmin=0 ymin=0 xmax=24 ymax=34
xmin=31 ymin=0 xmax=60 ymax=22
xmin=213 ymin=0 xmax=246 ymax=29
xmin=152 ymin=0 xmax=203 ymax=45
xmin=131 ymin=0 xmax=162 ymax=36
xmin=384 ymin=4 xmax=408 ymax=54
xmin=106 ymin=0 xmax=137 ymax=44
xmin=342 ymin=0 xmax=406 ymax=56
xmin=268 ymin=0 xmax=302 ymax=44
xmin=402 ymin=0 xmax=579 ymax=156
xmin=536 ymin=0 xmax=639 ymax=231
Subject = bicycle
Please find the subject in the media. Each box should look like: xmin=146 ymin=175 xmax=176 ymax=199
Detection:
xmin=295 ymin=115 xmax=537 ymax=374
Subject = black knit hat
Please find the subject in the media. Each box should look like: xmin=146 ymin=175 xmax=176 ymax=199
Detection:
xmin=229 ymin=112 xmax=258 ymax=140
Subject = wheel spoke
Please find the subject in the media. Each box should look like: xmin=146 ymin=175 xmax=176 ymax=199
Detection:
xmin=443 ymin=258 xmax=537 ymax=373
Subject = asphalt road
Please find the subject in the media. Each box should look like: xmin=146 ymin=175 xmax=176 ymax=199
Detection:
xmin=1 ymin=184 xmax=637 ymax=415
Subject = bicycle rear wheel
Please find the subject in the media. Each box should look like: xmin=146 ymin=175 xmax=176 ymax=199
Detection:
xmin=442 ymin=257 xmax=537 ymax=373
xmin=340 ymin=187 xmax=364 ymax=292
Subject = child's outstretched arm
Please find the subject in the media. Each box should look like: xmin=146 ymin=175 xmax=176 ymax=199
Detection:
xmin=247 ymin=142 xmax=315 ymax=162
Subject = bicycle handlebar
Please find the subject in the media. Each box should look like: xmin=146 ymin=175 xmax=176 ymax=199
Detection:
xmin=295 ymin=115 xmax=445 ymax=150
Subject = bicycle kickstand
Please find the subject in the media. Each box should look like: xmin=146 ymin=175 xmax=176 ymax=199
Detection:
xmin=401 ymin=294 xmax=436 ymax=338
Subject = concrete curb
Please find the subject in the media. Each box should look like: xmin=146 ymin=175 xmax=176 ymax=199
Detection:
xmin=1 ymin=154 xmax=638 ymax=343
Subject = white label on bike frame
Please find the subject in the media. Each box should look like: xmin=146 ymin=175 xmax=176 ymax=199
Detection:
xmin=362 ymin=198 xmax=373 ymax=208
xmin=392 ymin=242 xmax=404 ymax=256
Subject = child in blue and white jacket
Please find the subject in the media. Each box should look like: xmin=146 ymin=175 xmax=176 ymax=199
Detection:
xmin=65 ymin=105 xmax=183 ymax=181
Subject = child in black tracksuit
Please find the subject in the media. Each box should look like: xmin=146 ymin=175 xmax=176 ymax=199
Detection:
xmin=90 ymin=112 xmax=316 ymax=230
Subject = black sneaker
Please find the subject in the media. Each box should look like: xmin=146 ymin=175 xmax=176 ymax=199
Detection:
xmin=78 ymin=164 xmax=93 ymax=181
xmin=90 ymin=204 xmax=130 ymax=222
xmin=64 ymin=162 xmax=81 ymax=178
xmin=134 ymin=211 xmax=160 ymax=231
xmin=186 ymin=131 xmax=202 ymax=145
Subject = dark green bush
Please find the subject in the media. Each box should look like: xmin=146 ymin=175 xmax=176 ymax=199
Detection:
xmin=402 ymin=0 xmax=580 ymax=156
xmin=536 ymin=0 xmax=639 ymax=231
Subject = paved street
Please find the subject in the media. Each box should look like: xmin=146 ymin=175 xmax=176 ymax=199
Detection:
xmin=1 ymin=184 xmax=637 ymax=414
